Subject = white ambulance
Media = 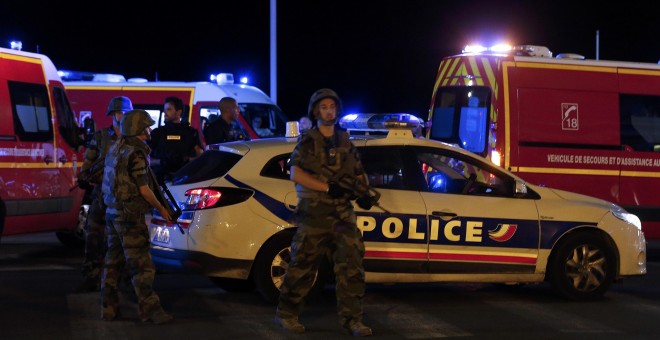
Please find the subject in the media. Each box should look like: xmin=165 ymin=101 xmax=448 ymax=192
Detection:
xmin=62 ymin=72 xmax=289 ymax=146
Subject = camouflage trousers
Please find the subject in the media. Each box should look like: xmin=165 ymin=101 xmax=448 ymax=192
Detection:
xmin=81 ymin=187 xmax=106 ymax=282
xmin=277 ymin=200 xmax=366 ymax=322
xmin=102 ymin=209 xmax=162 ymax=318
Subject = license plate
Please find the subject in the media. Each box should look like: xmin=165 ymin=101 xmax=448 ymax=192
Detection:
xmin=152 ymin=226 xmax=170 ymax=245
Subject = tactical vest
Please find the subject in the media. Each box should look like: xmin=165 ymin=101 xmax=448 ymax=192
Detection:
xmin=82 ymin=127 xmax=115 ymax=171
xmin=102 ymin=140 xmax=145 ymax=207
xmin=295 ymin=128 xmax=355 ymax=199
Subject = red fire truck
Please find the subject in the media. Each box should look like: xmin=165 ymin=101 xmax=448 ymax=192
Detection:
xmin=427 ymin=44 xmax=660 ymax=239
xmin=0 ymin=47 xmax=87 ymax=246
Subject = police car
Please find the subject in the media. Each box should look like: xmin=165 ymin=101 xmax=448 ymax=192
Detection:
xmin=148 ymin=113 xmax=647 ymax=304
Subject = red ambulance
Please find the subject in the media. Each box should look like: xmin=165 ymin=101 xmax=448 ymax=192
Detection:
xmin=0 ymin=47 xmax=87 ymax=246
xmin=427 ymin=44 xmax=660 ymax=239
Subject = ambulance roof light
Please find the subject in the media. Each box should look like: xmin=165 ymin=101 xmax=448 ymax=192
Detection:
xmin=92 ymin=73 xmax=126 ymax=82
xmin=339 ymin=113 xmax=422 ymax=132
xmin=210 ymin=73 xmax=235 ymax=85
xmin=10 ymin=40 xmax=22 ymax=51
xmin=57 ymin=69 xmax=126 ymax=82
xmin=463 ymin=43 xmax=552 ymax=58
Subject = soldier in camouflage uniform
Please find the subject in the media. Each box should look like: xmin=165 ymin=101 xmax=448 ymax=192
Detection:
xmin=101 ymin=109 xmax=173 ymax=324
xmin=75 ymin=96 xmax=132 ymax=293
xmin=275 ymin=88 xmax=374 ymax=337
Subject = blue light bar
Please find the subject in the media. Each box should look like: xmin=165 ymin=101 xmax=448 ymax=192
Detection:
xmin=339 ymin=113 xmax=422 ymax=131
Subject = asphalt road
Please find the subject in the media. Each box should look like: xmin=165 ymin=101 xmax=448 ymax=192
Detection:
xmin=1 ymin=233 xmax=659 ymax=339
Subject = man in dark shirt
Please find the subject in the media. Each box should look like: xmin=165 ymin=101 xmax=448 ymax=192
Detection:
xmin=150 ymin=96 xmax=203 ymax=182
xmin=203 ymin=97 xmax=240 ymax=145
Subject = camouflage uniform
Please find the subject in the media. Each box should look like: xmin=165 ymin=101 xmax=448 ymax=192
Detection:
xmin=77 ymin=126 xmax=119 ymax=290
xmin=101 ymin=111 xmax=168 ymax=322
xmin=277 ymin=127 xmax=367 ymax=325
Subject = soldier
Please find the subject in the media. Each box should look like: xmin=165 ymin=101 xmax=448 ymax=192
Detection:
xmin=149 ymin=96 xmax=203 ymax=182
xmin=203 ymin=97 xmax=241 ymax=145
xmin=275 ymin=88 xmax=374 ymax=337
xmin=101 ymin=109 xmax=173 ymax=324
xmin=75 ymin=96 xmax=132 ymax=293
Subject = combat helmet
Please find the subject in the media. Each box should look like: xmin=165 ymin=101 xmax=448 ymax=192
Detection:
xmin=307 ymin=88 xmax=342 ymax=123
xmin=120 ymin=109 xmax=155 ymax=137
xmin=106 ymin=96 xmax=133 ymax=115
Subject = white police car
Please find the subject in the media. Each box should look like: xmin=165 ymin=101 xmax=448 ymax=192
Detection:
xmin=148 ymin=113 xmax=647 ymax=304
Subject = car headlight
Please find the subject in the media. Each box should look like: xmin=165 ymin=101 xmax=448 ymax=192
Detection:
xmin=612 ymin=209 xmax=642 ymax=230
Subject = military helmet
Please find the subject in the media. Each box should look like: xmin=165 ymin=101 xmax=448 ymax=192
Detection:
xmin=106 ymin=96 xmax=133 ymax=115
xmin=120 ymin=109 xmax=155 ymax=137
xmin=307 ymin=88 xmax=342 ymax=120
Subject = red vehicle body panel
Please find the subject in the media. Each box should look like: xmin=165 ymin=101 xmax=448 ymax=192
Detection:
xmin=428 ymin=52 xmax=660 ymax=239
xmin=0 ymin=48 xmax=84 ymax=237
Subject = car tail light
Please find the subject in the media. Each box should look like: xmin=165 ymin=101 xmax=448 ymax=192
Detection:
xmin=183 ymin=187 xmax=253 ymax=210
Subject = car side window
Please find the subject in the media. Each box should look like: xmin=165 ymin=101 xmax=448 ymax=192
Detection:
xmin=415 ymin=147 xmax=513 ymax=197
xmin=358 ymin=146 xmax=407 ymax=190
xmin=260 ymin=153 xmax=293 ymax=180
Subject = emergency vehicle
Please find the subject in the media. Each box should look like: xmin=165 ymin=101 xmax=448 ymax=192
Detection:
xmin=62 ymin=71 xmax=288 ymax=145
xmin=146 ymin=113 xmax=646 ymax=304
xmin=0 ymin=47 xmax=87 ymax=245
xmin=427 ymin=44 xmax=660 ymax=239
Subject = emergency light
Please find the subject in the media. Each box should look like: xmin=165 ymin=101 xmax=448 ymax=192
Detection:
xmin=339 ymin=113 xmax=422 ymax=132
xmin=463 ymin=44 xmax=553 ymax=58
xmin=210 ymin=73 xmax=235 ymax=85
xmin=10 ymin=40 xmax=22 ymax=51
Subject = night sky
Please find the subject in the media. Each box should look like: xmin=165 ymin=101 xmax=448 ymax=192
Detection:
xmin=2 ymin=1 xmax=659 ymax=121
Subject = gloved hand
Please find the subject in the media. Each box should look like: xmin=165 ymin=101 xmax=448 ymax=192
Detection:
xmin=356 ymin=195 xmax=376 ymax=210
xmin=77 ymin=178 xmax=92 ymax=191
xmin=327 ymin=181 xmax=345 ymax=198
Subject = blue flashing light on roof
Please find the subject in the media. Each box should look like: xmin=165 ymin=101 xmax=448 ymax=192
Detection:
xmin=463 ymin=43 xmax=553 ymax=58
xmin=210 ymin=73 xmax=235 ymax=85
xmin=339 ymin=113 xmax=422 ymax=132
xmin=9 ymin=40 xmax=22 ymax=51
xmin=240 ymin=76 xmax=248 ymax=84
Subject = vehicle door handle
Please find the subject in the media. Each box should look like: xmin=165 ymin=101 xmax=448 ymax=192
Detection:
xmin=59 ymin=156 xmax=68 ymax=163
xmin=44 ymin=156 xmax=53 ymax=164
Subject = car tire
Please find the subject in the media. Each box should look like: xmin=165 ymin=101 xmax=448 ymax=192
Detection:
xmin=55 ymin=205 xmax=88 ymax=248
xmin=549 ymin=232 xmax=616 ymax=301
xmin=252 ymin=231 xmax=326 ymax=304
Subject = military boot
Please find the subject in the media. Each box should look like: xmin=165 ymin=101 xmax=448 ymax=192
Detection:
xmin=274 ymin=315 xmax=305 ymax=334
xmin=141 ymin=307 xmax=173 ymax=325
xmin=101 ymin=304 xmax=119 ymax=321
xmin=342 ymin=319 xmax=373 ymax=337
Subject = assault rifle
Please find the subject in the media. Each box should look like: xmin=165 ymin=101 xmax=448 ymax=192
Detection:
xmin=300 ymin=157 xmax=391 ymax=214
xmin=147 ymin=167 xmax=184 ymax=234
xmin=69 ymin=156 xmax=105 ymax=192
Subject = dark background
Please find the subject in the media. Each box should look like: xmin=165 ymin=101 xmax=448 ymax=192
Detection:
xmin=1 ymin=1 xmax=658 ymax=120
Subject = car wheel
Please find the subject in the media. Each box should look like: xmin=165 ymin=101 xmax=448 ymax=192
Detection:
xmin=55 ymin=205 xmax=89 ymax=248
xmin=252 ymin=231 xmax=325 ymax=304
xmin=549 ymin=232 xmax=616 ymax=301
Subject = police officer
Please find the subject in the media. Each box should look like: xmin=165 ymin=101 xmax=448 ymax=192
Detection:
xmin=150 ymin=96 xmax=203 ymax=182
xmin=275 ymin=88 xmax=373 ymax=337
xmin=101 ymin=109 xmax=173 ymax=324
xmin=203 ymin=96 xmax=241 ymax=145
xmin=75 ymin=96 xmax=132 ymax=293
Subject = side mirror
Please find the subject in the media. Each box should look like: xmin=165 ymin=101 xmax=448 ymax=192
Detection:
xmin=514 ymin=179 xmax=527 ymax=197
xmin=81 ymin=118 xmax=96 ymax=147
